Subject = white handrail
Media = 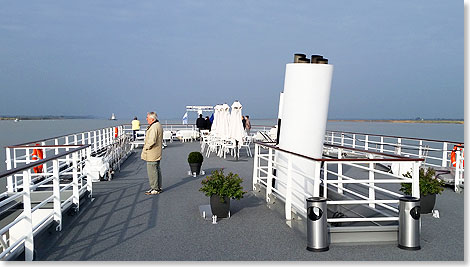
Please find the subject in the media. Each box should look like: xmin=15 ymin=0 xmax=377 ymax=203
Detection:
xmin=252 ymin=142 xmax=422 ymax=226
xmin=325 ymin=130 xmax=464 ymax=191
xmin=0 ymin=125 xmax=133 ymax=260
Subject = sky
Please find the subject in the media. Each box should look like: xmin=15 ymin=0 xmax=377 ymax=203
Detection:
xmin=0 ymin=0 xmax=464 ymax=121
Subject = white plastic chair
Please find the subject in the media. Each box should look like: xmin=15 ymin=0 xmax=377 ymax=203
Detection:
xmin=200 ymin=133 xmax=211 ymax=153
xmin=219 ymin=139 xmax=236 ymax=159
xmin=205 ymin=135 xmax=222 ymax=157
xmin=163 ymin=131 xmax=173 ymax=146
xmin=239 ymin=136 xmax=252 ymax=157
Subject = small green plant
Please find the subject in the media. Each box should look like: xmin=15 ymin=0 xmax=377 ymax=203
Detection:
xmin=199 ymin=169 xmax=246 ymax=202
xmin=188 ymin=151 xmax=204 ymax=164
xmin=400 ymin=167 xmax=445 ymax=196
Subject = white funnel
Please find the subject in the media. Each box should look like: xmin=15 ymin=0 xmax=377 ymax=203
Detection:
xmin=275 ymin=56 xmax=334 ymax=205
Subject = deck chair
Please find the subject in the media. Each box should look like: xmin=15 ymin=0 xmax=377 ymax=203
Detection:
xmin=163 ymin=131 xmax=173 ymax=146
xmin=239 ymin=136 xmax=252 ymax=157
xmin=218 ymin=138 xmax=236 ymax=159
xmin=205 ymin=135 xmax=222 ymax=157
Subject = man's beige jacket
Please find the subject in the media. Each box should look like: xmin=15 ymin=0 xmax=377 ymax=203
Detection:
xmin=141 ymin=121 xmax=163 ymax=162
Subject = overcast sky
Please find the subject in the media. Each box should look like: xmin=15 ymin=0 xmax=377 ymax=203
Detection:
xmin=0 ymin=0 xmax=463 ymax=120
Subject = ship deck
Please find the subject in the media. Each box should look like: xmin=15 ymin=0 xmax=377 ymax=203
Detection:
xmin=33 ymin=141 xmax=464 ymax=261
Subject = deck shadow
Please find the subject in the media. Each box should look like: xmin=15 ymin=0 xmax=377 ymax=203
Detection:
xmin=228 ymin=193 xmax=264 ymax=216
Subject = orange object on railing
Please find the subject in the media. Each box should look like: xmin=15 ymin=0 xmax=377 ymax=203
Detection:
xmin=451 ymin=144 xmax=464 ymax=167
xmin=31 ymin=144 xmax=44 ymax=173
xmin=115 ymin=127 xmax=118 ymax=138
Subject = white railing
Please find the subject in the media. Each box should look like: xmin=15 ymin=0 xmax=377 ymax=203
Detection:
xmin=5 ymin=125 xmax=128 ymax=193
xmin=0 ymin=145 xmax=91 ymax=261
xmin=252 ymin=142 xmax=422 ymax=225
xmin=122 ymin=123 xmax=197 ymax=135
xmin=1 ymin=125 xmax=134 ymax=260
xmin=325 ymin=130 xmax=464 ymax=192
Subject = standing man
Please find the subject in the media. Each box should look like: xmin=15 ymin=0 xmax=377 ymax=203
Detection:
xmin=204 ymin=116 xmax=212 ymax=131
xmin=196 ymin=114 xmax=205 ymax=131
xmin=131 ymin=116 xmax=140 ymax=141
xmin=245 ymin=115 xmax=251 ymax=135
xmin=141 ymin=112 xmax=164 ymax=195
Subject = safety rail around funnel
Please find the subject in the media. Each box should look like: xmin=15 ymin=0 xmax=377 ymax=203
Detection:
xmin=324 ymin=130 xmax=464 ymax=192
xmin=252 ymin=141 xmax=424 ymax=224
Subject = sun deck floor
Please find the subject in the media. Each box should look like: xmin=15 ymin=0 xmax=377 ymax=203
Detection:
xmin=33 ymin=141 xmax=464 ymax=261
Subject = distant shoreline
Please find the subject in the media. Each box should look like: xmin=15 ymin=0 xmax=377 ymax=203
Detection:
xmin=0 ymin=117 xmax=463 ymax=124
xmin=0 ymin=116 xmax=95 ymax=120
xmin=328 ymin=119 xmax=464 ymax=124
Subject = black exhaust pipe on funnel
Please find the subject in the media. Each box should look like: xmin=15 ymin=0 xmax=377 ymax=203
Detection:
xmin=310 ymin=55 xmax=323 ymax=63
xmin=294 ymin=53 xmax=307 ymax=63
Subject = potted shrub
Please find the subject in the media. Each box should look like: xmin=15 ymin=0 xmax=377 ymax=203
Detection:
xmin=400 ymin=167 xmax=445 ymax=214
xmin=199 ymin=169 xmax=246 ymax=218
xmin=188 ymin=151 xmax=204 ymax=175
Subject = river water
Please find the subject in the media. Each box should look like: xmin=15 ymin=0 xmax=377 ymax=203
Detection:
xmin=0 ymin=118 xmax=464 ymax=174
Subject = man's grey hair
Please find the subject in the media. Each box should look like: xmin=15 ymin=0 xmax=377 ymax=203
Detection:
xmin=147 ymin=112 xmax=158 ymax=121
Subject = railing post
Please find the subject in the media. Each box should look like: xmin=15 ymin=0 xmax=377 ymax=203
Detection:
xmin=365 ymin=135 xmax=369 ymax=150
xmin=338 ymin=148 xmax=343 ymax=194
xmin=6 ymin=147 xmax=13 ymax=193
xmin=252 ymin=144 xmax=260 ymax=191
xmin=412 ymin=162 xmax=420 ymax=198
xmin=104 ymin=128 xmax=107 ymax=147
xmin=54 ymin=138 xmax=59 ymax=155
xmin=380 ymin=137 xmax=384 ymax=153
xmin=330 ymin=132 xmax=334 ymax=145
xmin=441 ymin=142 xmax=448 ymax=167
xmin=41 ymin=141 xmax=48 ymax=174
xmin=98 ymin=130 xmax=102 ymax=150
xmin=266 ymin=147 xmax=273 ymax=202
xmin=13 ymin=149 xmax=18 ymax=190
xmin=418 ymin=140 xmax=423 ymax=158
xmin=52 ymin=159 xmax=62 ymax=231
xmin=285 ymin=154 xmax=293 ymax=220
xmin=81 ymin=133 xmax=86 ymax=145
xmin=65 ymin=136 xmax=70 ymax=164
xmin=93 ymin=131 xmax=97 ymax=152
xmin=103 ymin=129 xmax=106 ymax=147
xmin=396 ymin=138 xmax=402 ymax=155
xmin=26 ymin=148 xmax=31 ymax=166
xmin=22 ymin=170 xmax=34 ymax=261
xmin=313 ymin=161 xmax=321 ymax=197
xmin=79 ymin=149 xmax=85 ymax=188
xmin=340 ymin=133 xmax=344 ymax=146
xmin=323 ymin=162 xmax=328 ymax=197
xmin=352 ymin=134 xmax=356 ymax=148
xmin=13 ymin=148 xmax=17 ymax=169
xmin=87 ymin=132 xmax=91 ymax=145
xmin=368 ymin=155 xmax=375 ymax=208
xmin=86 ymin=146 xmax=93 ymax=198
xmin=72 ymin=152 xmax=79 ymax=211
xmin=454 ymin=150 xmax=461 ymax=192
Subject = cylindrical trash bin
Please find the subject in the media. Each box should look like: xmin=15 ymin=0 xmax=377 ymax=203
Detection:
xmin=398 ymin=196 xmax=421 ymax=250
xmin=306 ymin=197 xmax=329 ymax=252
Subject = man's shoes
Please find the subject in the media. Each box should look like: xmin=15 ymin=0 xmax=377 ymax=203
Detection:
xmin=145 ymin=189 xmax=161 ymax=195
xmin=145 ymin=189 xmax=153 ymax=194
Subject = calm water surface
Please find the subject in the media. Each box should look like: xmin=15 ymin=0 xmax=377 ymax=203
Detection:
xmin=0 ymin=119 xmax=464 ymax=174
